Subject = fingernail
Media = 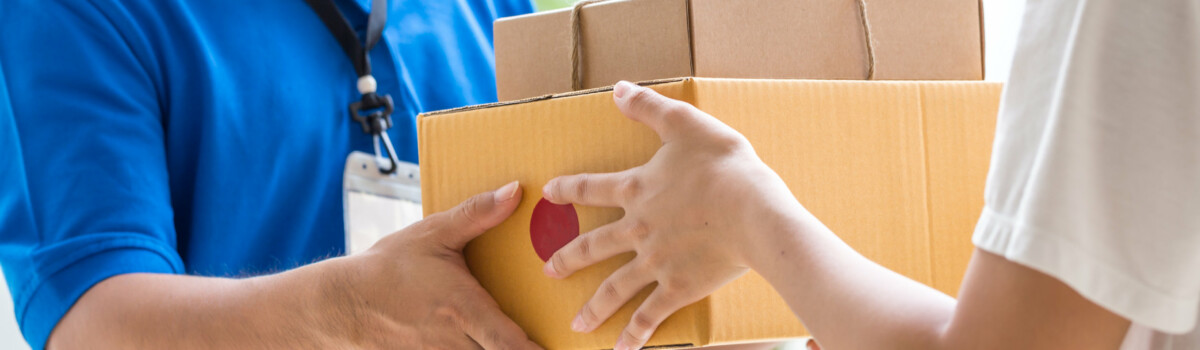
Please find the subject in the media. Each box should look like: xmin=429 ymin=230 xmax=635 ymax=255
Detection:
xmin=571 ymin=315 xmax=586 ymax=332
xmin=614 ymin=81 xmax=634 ymax=99
xmin=542 ymin=181 xmax=555 ymax=201
xmin=543 ymin=260 xmax=558 ymax=278
xmin=494 ymin=181 xmax=519 ymax=203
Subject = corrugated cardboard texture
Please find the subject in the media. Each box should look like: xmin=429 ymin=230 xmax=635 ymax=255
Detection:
xmin=495 ymin=0 xmax=693 ymax=102
xmin=689 ymin=0 xmax=983 ymax=81
xmin=919 ymin=83 xmax=1000 ymax=296
xmin=419 ymin=78 xmax=1000 ymax=349
xmin=494 ymin=0 xmax=984 ymax=101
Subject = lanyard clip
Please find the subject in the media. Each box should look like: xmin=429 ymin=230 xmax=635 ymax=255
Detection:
xmin=348 ymin=92 xmax=394 ymax=135
xmin=348 ymin=75 xmax=400 ymax=174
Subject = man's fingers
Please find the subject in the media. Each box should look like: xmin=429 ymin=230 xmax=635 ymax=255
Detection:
xmin=461 ymin=295 xmax=542 ymax=350
xmin=444 ymin=336 xmax=484 ymax=350
xmin=429 ymin=181 xmax=523 ymax=250
xmin=614 ymin=287 xmax=694 ymax=350
xmin=572 ymin=259 xmax=655 ymax=333
xmin=612 ymin=80 xmax=699 ymax=143
xmin=543 ymin=219 xmax=640 ymax=279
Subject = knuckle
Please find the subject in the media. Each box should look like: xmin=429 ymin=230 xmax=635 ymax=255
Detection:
xmin=551 ymin=253 xmax=570 ymax=275
xmin=579 ymin=303 xmax=600 ymax=324
xmin=457 ymin=195 xmax=483 ymax=226
xmin=432 ymin=305 xmax=463 ymax=325
xmin=714 ymin=132 xmax=751 ymax=152
xmin=574 ymin=174 xmax=590 ymax=200
xmin=640 ymin=254 xmax=663 ymax=270
xmin=576 ymin=235 xmax=593 ymax=261
xmin=617 ymin=176 xmax=642 ymax=200
xmin=482 ymin=330 xmax=506 ymax=348
xmin=663 ymin=275 xmax=691 ymax=293
xmin=601 ymin=280 xmax=622 ymax=301
xmin=621 ymin=328 xmax=646 ymax=346
xmin=659 ymin=286 xmax=683 ymax=301
xmin=627 ymin=220 xmax=652 ymax=243
xmin=410 ymin=212 xmax=444 ymax=233
xmin=626 ymin=86 xmax=653 ymax=106
xmin=630 ymin=312 xmax=656 ymax=335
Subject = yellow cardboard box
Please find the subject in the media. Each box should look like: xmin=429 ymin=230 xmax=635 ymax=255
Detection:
xmin=419 ymin=78 xmax=1000 ymax=349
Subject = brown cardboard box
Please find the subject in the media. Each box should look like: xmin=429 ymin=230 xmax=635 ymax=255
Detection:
xmin=494 ymin=0 xmax=985 ymax=101
xmin=418 ymin=78 xmax=1000 ymax=349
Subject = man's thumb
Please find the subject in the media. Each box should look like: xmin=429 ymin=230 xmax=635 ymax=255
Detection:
xmin=438 ymin=181 xmax=522 ymax=249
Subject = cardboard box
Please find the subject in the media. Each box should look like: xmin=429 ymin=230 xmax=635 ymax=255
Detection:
xmin=494 ymin=0 xmax=986 ymax=101
xmin=419 ymin=78 xmax=1000 ymax=349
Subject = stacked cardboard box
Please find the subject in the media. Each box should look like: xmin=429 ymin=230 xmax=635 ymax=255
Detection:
xmin=495 ymin=0 xmax=985 ymax=100
xmin=419 ymin=1 xmax=997 ymax=348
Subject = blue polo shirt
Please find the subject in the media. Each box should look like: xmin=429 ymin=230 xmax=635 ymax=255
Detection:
xmin=0 ymin=0 xmax=534 ymax=348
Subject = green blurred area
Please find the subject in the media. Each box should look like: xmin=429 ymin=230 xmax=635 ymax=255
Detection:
xmin=535 ymin=0 xmax=575 ymax=11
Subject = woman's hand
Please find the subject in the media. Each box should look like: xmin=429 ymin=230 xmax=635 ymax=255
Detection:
xmin=541 ymin=81 xmax=811 ymax=350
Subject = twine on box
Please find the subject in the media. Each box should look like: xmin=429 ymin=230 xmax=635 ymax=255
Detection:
xmin=569 ymin=0 xmax=607 ymax=91
xmin=568 ymin=0 xmax=878 ymax=91
xmin=855 ymin=0 xmax=876 ymax=80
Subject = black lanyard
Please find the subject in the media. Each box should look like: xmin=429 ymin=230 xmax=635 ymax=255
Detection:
xmin=305 ymin=0 xmax=399 ymax=174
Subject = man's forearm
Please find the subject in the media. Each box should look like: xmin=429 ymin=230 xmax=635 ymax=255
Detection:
xmin=48 ymin=256 xmax=357 ymax=349
xmin=746 ymin=212 xmax=955 ymax=350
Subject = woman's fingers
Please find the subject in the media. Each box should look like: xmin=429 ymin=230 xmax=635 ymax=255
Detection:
xmin=572 ymin=259 xmax=655 ymax=333
xmin=544 ymin=219 xmax=641 ymax=279
xmin=613 ymin=286 xmax=696 ymax=350
xmin=612 ymin=81 xmax=697 ymax=144
xmin=543 ymin=168 xmax=638 ymax=207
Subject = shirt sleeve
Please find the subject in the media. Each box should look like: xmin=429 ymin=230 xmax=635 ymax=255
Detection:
xmin=973 ymin=0 xmax=1200 ymax=335
xmin=0 ymin=2 xmax=184 ymax=349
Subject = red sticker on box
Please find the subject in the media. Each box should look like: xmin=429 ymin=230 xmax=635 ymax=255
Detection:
xmin=529 ymin=198 xmax=580 ymax=262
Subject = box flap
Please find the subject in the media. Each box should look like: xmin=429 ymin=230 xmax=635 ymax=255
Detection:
xmin=689 ymin=0 xmax=868 ymax=79
xmin=688 ymin=0 xmax=984 ymax=80
xmin=495 ymin=0 xmax=693 ymax=101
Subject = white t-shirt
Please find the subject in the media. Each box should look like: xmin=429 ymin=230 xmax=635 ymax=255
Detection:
xmin=972 ymin=0 xmax=1200 ymax=348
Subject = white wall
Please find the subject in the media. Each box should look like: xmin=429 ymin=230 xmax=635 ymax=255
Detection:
xmin=983 ymin=0 xmax=1027 ymax=82
xmin=0 ymin=278 xmax=28 ymax=349
xmin=0 ymin=1 xmax=1026 ymax=348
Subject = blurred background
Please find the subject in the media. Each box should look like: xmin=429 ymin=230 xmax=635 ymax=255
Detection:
xmin=0 ymin=0 xmax=1025 ymax=348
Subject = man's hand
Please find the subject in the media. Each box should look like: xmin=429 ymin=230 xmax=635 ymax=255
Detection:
xmin=336 ymin=181 xmax=540 ymax=349
xmin=50 ymin=182 xmax=542 ymax=350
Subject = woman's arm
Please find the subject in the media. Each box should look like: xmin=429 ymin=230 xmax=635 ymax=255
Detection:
xmin=753 ymin=216 xmax=1130 ymax=350
xmin=542 ymin=81 xmax=1130 ymax=350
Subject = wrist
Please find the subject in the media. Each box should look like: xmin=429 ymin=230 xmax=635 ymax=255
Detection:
xmin=731 ymin=165 xmax=813 ymax=270
xmin=738 ymin=195 xmax=834 ymax=276
xmin=253 ymin=256 xmax=366 ymax=348
xmin=310 ymin=256 xmax=371 ymax=347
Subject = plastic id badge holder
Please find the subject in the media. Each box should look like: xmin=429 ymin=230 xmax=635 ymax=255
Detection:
xmin=343 ymin=151 xmax=422 ymax=255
